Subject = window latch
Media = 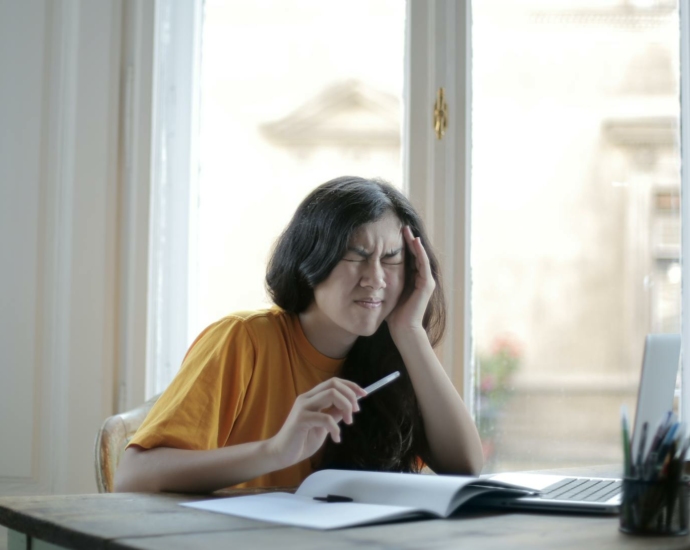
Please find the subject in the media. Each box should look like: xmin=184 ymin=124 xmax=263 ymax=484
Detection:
xmin=433 ymin=87 xmax=448 ymax=140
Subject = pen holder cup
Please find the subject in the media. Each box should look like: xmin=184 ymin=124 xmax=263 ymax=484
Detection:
xmin=619 ymin=477 xmax=690 ymax=536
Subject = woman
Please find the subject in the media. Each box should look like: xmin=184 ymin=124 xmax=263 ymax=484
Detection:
xmin=114 ymin=176 xmax=483 ymax=493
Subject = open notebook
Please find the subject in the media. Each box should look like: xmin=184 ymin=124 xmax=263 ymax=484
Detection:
xmin=181 ymin=469 xmax=537 ymax=530
xmin=477 ymin=333 xmax=681 ymax=514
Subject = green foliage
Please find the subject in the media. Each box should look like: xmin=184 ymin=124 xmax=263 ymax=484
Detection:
xmin=476 ymin=336 xmax=522 ymax=460
xmin=477 ymin=336 xmax=521 ymax=406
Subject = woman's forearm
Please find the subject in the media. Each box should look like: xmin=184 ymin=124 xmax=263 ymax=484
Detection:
xmin=114 ymin=439 xmax=282 ymax=493
xmin=115 ymin=377 xmax=366 ymax=494
xmin=392 ymin=327 xmax=484 ymax=475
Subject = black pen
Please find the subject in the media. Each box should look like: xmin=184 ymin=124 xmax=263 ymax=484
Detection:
xmin=634 ymin=421 xmax=648 ymax=478
xmin=678 ymin=434 xmax=690 ymax=464
xmin=644 ymin=414 xmax=672 ymax=479
xmin=313 ymin=494 xmax=354 ymax=503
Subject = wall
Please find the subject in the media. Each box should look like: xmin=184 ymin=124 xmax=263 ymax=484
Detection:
xmin=0 ymin=0 xmax=136 ymax=502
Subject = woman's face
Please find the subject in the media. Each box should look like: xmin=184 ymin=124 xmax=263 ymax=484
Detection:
xmin=310 ymin=211 xmax=406 ymax=343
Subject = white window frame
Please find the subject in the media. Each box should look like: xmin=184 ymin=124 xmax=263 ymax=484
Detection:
xmin=146 ymin=0 xmax=203 ymax=398
xmin=405 ymin=0 xmax=473 ymax=409
xmin=679 ymin=0 xmax=690 ymax=420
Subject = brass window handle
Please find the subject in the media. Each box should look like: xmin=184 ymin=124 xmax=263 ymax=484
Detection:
xmin=433 ymin=87 xmax=448 ymax=140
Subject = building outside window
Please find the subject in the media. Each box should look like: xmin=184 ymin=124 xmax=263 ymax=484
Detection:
xmin=472 ymin=0 xmax=681 ymax=471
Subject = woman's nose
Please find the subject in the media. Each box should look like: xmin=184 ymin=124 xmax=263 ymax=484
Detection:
xmin=360 ymin=260 xmax=386 ymax=289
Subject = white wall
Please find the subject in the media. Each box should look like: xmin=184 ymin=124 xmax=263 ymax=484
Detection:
xmin=0 ymin=0 xmax=150 ymax=497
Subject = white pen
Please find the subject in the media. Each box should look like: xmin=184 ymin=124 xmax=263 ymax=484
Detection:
xmin=360 ymin=371 xmax=401 ymax=398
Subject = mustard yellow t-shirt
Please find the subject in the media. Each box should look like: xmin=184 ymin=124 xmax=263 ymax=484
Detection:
xmin=128 ymin=307 xmax=344 ymax=488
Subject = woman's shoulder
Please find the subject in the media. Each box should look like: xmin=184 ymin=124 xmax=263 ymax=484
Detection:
xmin=185 ymin=307 xmax=293 ymax=359
xmin=217 ymin=305 xmax=289 ymax=325
xmin=211 ymin=306 xmax=293 ymax=337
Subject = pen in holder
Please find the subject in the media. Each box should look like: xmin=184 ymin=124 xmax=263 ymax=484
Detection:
xmin=619 ymin=477 xmax=689 ymax=536
xmin=619 ymin=408 xmax=690 ymax=536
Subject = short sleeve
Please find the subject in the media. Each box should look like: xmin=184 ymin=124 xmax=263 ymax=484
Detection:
xmin=128 ymin=316 xmax=256 ymax=451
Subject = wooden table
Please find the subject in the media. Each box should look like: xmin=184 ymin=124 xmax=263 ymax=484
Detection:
xmin=2 ymin=466 xmax=690 ymax=550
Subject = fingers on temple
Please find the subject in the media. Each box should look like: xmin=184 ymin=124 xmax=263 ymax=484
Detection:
xmin=417 ymin=238 xmax=432 ymax=281
xmin=403 ymin=226 xmax=417 ymax=254
xmin=404 ymin=227 xmax=433 ymax=285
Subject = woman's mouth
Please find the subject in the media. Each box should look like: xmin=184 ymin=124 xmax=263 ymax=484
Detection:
xmin=354 ymin=299 xmax=382 ymax=309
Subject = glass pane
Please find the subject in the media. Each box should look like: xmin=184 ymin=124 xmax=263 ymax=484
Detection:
xmin=193 ymin=0 xmax=405 ymax=338
xmin=471 ymin=0 xmax=680 ymax=472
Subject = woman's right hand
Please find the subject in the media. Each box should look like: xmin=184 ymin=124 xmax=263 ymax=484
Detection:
xmin=266 ymin=377 xmax=367 ymax=469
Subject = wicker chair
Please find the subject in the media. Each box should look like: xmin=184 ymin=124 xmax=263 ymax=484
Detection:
xmin=94 ymin=393 xmax=160 ymax=493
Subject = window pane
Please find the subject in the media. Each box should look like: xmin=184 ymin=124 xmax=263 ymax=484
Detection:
xmin=472 ymin=0 xmax=680 ymax=472
xmin=193 ymin=0 xmax=405 ymax=338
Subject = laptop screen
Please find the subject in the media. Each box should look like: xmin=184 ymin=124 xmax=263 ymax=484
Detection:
xmin=631 ymin=333 xmax=681 ymax=457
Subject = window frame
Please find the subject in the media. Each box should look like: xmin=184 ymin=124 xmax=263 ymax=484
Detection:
xmin=145 ymin=0 xmax=203 ymax=398
xmin=405 ymin=0 xmax=473 ymax=406
xmin=679 ymin=0 xmax=689 ymax=420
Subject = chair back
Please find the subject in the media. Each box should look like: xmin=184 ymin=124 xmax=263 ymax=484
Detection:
xmin=94 ymin=393 xmax=160 ymax=493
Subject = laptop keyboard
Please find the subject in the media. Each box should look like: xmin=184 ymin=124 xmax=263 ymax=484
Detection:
xmin=538 ymin=478 xmax=622 ymax=502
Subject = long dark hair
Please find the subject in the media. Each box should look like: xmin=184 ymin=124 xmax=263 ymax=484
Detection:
xmin=266 ymin=176 xmax=446 ymax=472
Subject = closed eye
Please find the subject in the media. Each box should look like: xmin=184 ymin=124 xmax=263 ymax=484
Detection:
xmin=342 ymin=247 xmax=369 ymax=262
xmin=382 ymin=248 xmax=404 ymax=265
xmin=342 ymin=247 xmax=403 ymax=264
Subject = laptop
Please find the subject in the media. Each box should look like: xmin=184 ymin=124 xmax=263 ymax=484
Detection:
xmin=476 ymin=333 xmax=681 ymax=514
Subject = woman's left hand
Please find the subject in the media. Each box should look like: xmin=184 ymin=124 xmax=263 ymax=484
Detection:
xmin=386 ymin=226 xmax=435 ymax=337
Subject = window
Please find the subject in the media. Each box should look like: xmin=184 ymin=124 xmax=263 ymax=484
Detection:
xmin=471 ymin=0 xmax=681 ymax=472
xmin=192 ymin=0 xmax=406 ymax=338
xmin=146 ymin=2 xmax=690 ymax=476
xmin=147 ymin=0 xmax=406 ymax=396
